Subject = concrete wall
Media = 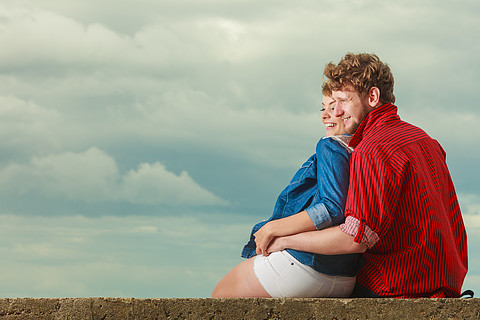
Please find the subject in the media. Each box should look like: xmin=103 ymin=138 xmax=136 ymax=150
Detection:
xmin=0 ymin=298 xmax=478 ymax=319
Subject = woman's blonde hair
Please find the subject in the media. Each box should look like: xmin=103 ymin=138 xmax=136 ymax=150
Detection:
xmin=322 ymin=53 xmax=395 ymax=104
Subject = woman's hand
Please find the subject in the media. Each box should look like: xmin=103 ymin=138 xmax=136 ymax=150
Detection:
xmin=254 ymin=221 xmax=278 ymax=256
xmin=253 ymin=212 xmax=317 ymax=256
xmin=266 ymin=236 xmax=287 ymax=254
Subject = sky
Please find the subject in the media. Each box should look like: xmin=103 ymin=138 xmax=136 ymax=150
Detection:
xmin=0 ymin=0 xmax=479 ymax=298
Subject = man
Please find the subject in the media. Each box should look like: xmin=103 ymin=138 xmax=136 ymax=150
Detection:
xmin=266 ymin=53 xmax=468 ymax=298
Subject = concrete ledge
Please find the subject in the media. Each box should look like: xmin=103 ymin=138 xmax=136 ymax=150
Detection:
xmin=0 ymin=298 xmax=478 ymax=319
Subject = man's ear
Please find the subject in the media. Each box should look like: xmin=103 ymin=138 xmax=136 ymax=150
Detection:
xmin=367 ymin=87 xmax=381 ymax=108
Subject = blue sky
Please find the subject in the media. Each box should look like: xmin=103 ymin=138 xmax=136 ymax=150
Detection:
xmin=0 ymin=0 xmax=479 ymax=297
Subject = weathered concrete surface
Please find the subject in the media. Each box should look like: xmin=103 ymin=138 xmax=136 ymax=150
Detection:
xmin=0 ymin=298 xmax=478 ymax=319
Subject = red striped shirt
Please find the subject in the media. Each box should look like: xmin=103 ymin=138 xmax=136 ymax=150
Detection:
xmin=340 ymin=103 xmax=468 ymax=298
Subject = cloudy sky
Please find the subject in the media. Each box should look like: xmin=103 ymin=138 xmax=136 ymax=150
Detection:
xmin=0 ymin=0 xmax=479 ymax=298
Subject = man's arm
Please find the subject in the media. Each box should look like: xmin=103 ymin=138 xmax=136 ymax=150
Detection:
xmin=266 ymin=225 xmax=367 ymax=255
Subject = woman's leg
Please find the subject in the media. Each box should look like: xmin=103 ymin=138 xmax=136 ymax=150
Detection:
xmin=211 ymin=257 xmax=271 ymax=298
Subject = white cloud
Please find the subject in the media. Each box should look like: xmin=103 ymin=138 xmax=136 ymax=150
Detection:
xmin=127 ymin=91 xmax=321 ymax=168
xmin=128 ymin=226 xmax=158 ymax=234
xmin=0 ymin=148 xmax=227 ymax=206
xmin=0 ymin=213 xmax=253 ymax=297
xmin=0 ymin=4 xmax=325 ymax=168
xmin=0 ymin=95 xmax=58 ymax=124
xmin=458 ymin=193 xmax=480 ymax=216
xmin=121 ymin=162 xmax=228 ymax=206
xmin=1 ymin=2 xmax=478 ymax=170
xmin=0 ymin=5 xmax=131 ymax=69
xmin=0 ymin=148 xmax=118 ymax=201
xmin=0 ymin=4 xmax=256 ymax=72
xmin=0 ymin=95 xmax=61 ymax=154
xmin=0 ymin=211 xmax=476 ymax=298
xmin=399 ymin=109 xmax=480 ymax=150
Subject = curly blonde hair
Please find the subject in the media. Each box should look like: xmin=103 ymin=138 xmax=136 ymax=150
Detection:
xmin=322 ymin=53 xmax=395 ymax=104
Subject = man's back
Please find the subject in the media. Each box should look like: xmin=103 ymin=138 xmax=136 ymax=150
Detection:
xmin=343 ymin=103 xmax=468 ymax=297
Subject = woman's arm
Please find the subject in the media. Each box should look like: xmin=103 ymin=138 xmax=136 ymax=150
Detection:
xmin=308 ymin=137 xmax=351 ymax=228
xmin=253 ymin=211 xmax=316 ymax=256
xmin=255 ymin=138 xmax=351 ymax=256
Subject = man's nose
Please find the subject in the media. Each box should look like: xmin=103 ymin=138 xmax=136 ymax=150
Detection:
xmin=333 ymin=104 xmax=343 ymax=117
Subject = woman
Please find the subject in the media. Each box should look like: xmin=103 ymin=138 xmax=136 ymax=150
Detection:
xmin=211 ymin=95 xmax=363 ymax=298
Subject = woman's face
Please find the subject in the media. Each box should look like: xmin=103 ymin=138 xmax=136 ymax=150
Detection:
xmin=321 ymin=96 xmax=346 ymax=136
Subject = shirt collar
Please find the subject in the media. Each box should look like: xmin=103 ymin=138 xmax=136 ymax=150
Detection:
xmin=349 ymin=103 xmax=399 ymax=148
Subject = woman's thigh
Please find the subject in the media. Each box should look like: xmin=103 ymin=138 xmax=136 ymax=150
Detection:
xmin=212 ymin=251 xmax=356 ymax=298
xmin=211 ymin=257 xmax=271 ymax=298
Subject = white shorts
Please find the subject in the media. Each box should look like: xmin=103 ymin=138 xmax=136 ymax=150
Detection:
xmin=253 ymin=250 xmax=356 ymax=298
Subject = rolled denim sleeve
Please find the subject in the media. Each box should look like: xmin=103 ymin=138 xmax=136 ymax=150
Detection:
xmin=306 ymin=202 xmax=333 ymax=230
xmin=306 ymin=137 xmax=351 ymax=228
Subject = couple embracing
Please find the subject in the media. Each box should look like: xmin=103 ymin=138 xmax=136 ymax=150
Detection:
xmin=212 ymin=53 xmax=468 ymax=299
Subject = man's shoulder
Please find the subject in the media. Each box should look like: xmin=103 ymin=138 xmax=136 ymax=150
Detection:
xmin=354 ymin=120 xmax=431 ymax=159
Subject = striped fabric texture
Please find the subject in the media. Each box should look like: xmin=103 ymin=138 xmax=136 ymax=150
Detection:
xmin=340 ymin=103 xmax=468 ymax=298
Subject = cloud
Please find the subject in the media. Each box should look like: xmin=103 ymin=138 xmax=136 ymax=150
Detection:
xmin=0 ymin=5 xmax=130 ymax=71
xmin=120 ymin=161 xmax=228 ymax=206
xmin=0 ymin=211 xmax=476 ymax=297
xmin=126 ymin=91 xmax=322 ymax=168
xmin=398 ymin=108 xmax=480 ymax=150
xmin=1 ymin=2 xmax=478 ymax=170
xmin=458 ymin=193 xmax=480 ymax=217
xmin=0 ymin=213 xmax=254 ymax=297
xmin=0 ymin=148 xmax=227 ymax=206
xmin=0 ymin=95 xmax=61 ymax=157
xmin=0 ymin=4 xmax=258 ymax=74
xmin=0 ymin=4 xmax=326 ymax=169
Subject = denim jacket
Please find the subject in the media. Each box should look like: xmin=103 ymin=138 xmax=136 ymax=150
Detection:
xmin=241 ymin=136 xmax=364 ymax=277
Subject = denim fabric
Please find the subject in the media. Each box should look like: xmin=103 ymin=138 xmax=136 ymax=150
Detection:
xmin=241 ymin=136 xmax=364 ymax=277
